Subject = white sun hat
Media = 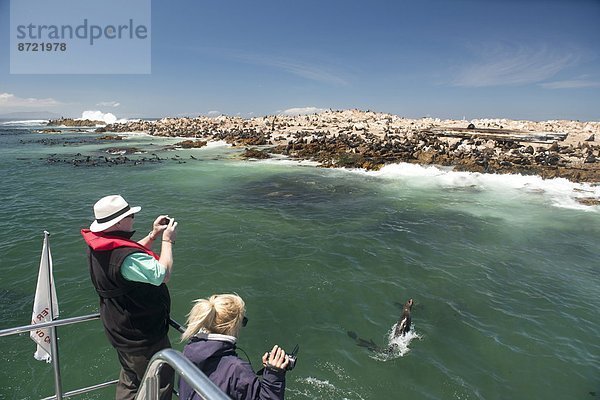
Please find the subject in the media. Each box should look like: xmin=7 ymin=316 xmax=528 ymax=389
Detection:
xmin=89 ymin=195 xmax=141 ymax=232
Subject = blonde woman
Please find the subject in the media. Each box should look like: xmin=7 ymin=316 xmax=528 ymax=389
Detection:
xmin=179 ymin=294 xmax=289 ymax=400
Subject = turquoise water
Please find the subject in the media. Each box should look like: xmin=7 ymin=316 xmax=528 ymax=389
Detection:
xmin=0 ymin=122 xmax=599 ymax=399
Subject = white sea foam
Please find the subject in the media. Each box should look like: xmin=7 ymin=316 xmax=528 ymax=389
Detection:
xmin=261 ymin=158 xmax=599 ymax=211
xmin=258 ymin=156 xmax=320 ymax=167
xmin=78 ymin=110 xmax=129 ymax=125
xmin=349 ymin=162 xmax=600 ymax=212
xmin=292 ymin=376 xmax=366 ymax=400
xmin=114 ymin=131 xmax=152 ymax=137
xmin=298 ymin=377 xmax=337 ymax=390
xmin=0 ymin=119 xmax=48 ymax=126
xmin=370 ymin=324 xmax=421 ymax=361
xmin=204 ymin=140 xmax=231 ymax=148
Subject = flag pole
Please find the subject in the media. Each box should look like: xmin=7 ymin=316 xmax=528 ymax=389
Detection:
xmin=45 ymin=231 xmax=63 ymax=400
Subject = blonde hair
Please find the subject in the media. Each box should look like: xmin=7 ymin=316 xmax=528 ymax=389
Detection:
xmin=181 ymin=294 xmax=246 ymax=341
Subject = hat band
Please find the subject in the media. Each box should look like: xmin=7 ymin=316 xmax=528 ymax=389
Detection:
xmin=96 ymin=205 xmax=131 ymax=224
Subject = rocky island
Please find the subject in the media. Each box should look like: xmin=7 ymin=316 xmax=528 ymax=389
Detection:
xmin=48 ymin=118 xmax=104 ymax=127
xmin=102 ymin=109 xmax=600 ymax=183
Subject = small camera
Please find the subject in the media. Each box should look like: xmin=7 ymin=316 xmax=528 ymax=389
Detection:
xmin=160 ymin=217 xmax=171 ymax=225
xmin=267 ymin=344 xmax=299 ymax=371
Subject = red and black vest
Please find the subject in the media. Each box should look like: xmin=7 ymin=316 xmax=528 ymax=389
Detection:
xmin=82 ymin=229 xmax=170 ymax=352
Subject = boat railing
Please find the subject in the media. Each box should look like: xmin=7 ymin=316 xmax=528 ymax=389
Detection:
xmin=136 ymin=348 xmax=230 ymax=400
xmin=0 ymin=314 xmax=229 ymax=400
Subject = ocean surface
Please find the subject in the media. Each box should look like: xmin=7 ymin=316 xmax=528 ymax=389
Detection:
xmin=0 ymin=120 xmax=598 ymax=400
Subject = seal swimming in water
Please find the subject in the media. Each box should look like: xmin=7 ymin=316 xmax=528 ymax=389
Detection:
xmin=346 ymin=331 xmax=379 ymax=352
xmin=394 ymin=298 xmax=413 ymax=337
xmin=348 ymin=298 xmax=414 ymax=352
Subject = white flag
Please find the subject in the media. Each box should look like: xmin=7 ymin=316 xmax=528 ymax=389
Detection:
xmin=30 ymin=231 xmax=59 ymax=362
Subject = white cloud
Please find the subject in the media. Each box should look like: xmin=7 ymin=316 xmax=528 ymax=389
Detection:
xmin=97 ymin=101 xmax=120 ymax=107
xmin=207 ymin=110 xmax=221 ymax=116
xmin=264 ymin=58 xmax=348 ymax=86
xmin=540 ymin=79 xmax=600 ymax=89
xmin=217 ymin=49 xmax=349 ymax=86
xmin=0 ymin=92 xmax=60 ymax=108
xmin=453 ymin=43 xmax=580 ymax=87
xmin=279 ymin=107 xmax=327 ymax=116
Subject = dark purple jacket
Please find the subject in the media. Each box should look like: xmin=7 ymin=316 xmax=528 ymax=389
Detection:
xmin=179 ymin=334 xmax=286 ymax=400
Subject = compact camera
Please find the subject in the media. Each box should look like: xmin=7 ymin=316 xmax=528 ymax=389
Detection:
xmin=160 ymin=217 xmax=172 ymax=225
xmin=267 ymin=344 xmax=299 ymax=371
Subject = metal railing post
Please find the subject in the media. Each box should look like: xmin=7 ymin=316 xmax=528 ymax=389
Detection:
xmin=49 ymin=324 xmax=63 ymax=399
xmin=136 ymin=348 xmax=230 ymax=400
xmin=45 ymin=231 xmax=63 ymax=400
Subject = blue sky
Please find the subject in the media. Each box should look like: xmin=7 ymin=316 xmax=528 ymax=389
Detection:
xmin=1 ymin=0 xmax=599 ymax=120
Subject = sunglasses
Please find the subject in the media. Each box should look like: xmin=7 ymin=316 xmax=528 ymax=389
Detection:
xmin=242 ymin=316 xmax=248 ymax=327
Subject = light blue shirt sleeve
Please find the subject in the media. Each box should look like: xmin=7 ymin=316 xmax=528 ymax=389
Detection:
xmin=121 ymin=252 xmax=166 ymax=286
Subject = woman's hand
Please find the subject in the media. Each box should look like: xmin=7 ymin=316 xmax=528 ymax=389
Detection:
xmin=262 ymin=345 xmax=289 ymax=372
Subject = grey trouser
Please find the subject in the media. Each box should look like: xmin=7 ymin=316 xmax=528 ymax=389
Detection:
xmin=115 ymin=335 xmax=174 ymax=400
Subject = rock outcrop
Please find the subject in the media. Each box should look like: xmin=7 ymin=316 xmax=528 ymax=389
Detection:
xmin=48 ymin=118 xmax=104 ymax=127
xmin=175 ymin=140 xmax=208 ymax=149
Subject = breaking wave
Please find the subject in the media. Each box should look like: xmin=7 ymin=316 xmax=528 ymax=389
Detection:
xmin=360 ymin=162 xmax=600 ymax=212
xmin=0 ymin=120 xmax=48 ymax=126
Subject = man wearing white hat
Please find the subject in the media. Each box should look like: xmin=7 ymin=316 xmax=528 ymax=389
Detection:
xmin=81 ymin=194 xmax=178 ymax=400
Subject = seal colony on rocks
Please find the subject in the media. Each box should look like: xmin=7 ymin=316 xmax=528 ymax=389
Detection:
xmin=99 ymin=110 xmax=600 ymax=183
xmin=47 ymin=118 xmax=103 ymax=127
